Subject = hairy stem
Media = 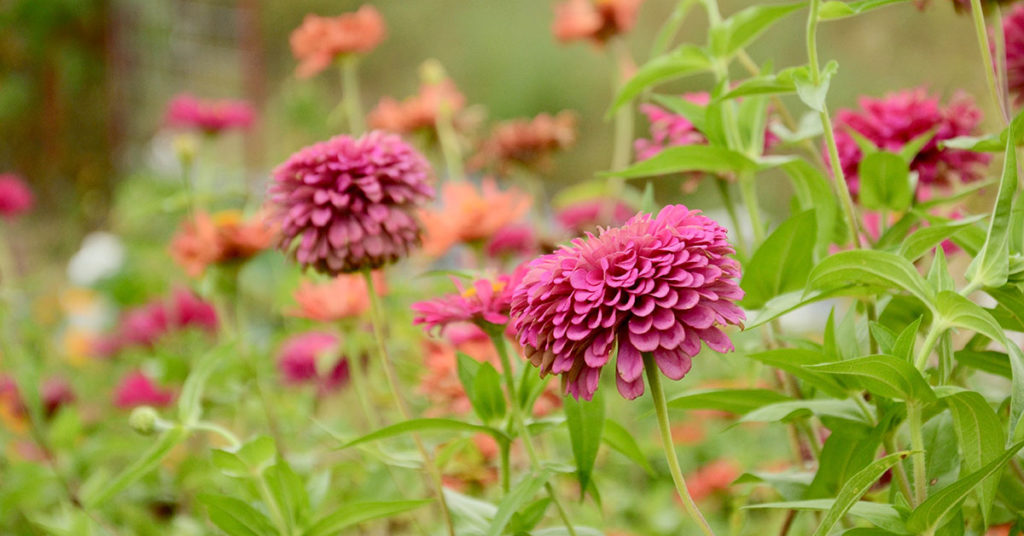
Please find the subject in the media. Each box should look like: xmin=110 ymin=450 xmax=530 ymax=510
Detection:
xmin=970 ymin=0 xmax=1010 ymax=123
xmin=907 ymin=403 xmax=928 ymax=506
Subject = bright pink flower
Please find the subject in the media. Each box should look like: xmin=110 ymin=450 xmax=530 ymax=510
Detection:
xmin=634 ymin=93 xmax=710 ymax=161
xmin=114 ymin=372 xmax=175 ymax=409
xmin=0 ymin=173 xmax=33 ymax=220
xmin=830 ymin=88 xmax=990 ymax=196
xmin=486 ymin=224 xmax=538 ymax=259
xmin=511 ymin=205 xmax=745 ymax=401
xmin=165 ymin=94 xmax=254 ymax=135
xmin=169 ymin=288 xmax=219 ymax=333
xmin=276 ymin=331 xmax=350 ymax=393
xmin=268 ymin=131 xmax=434 ymax=275
xmin=118 ymin=301 xmax=169 ymax=348
xmin=94 ymin=290 xmax=218 ymax=357
xmin=1002 ymin=5 xmax=1024 ymax=105
xmin=412 ymin=268 xmax=526 ymax=334
xmin=555 ymin=199 xmax=636 ymax=234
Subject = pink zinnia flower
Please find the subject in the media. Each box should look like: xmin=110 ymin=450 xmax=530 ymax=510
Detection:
xmin=276 ymin=332 xmax=350 ymax=393
xmin=95 ymin=290 xmax=217 ymax=357
xmin=634 ymin=93 xmax=711 ymax=161
xmin=118 ymin=301 xmax=169 ymax=349
xmin=41 ymin=377 xmax=75 ymax=418
xmin=829 ymin=88 xmax=990 ymax=196
xmin=114 ymin=372 xmax=175 ymax=409
xmin=511 ymin=204 xmax=745 ymax=401
xmin=268 ymin=131 xmax=434 ymax=275
xmin=486 ymin=224 xmax=539 ymax=260
xmin=165 ymin=94 xmax=255 ymax=135
xmin=169 ymin=288 xmax=219 ymax=333
xmin=555 ymin=199 xmax=635 ymax=234
xmin=1002 ymin=5 xmax=1024 ymax=105
xmin=412 ymin=268 xmax=525 ymax=334
xmin=0 ymin=173 xmax=33 ymax=220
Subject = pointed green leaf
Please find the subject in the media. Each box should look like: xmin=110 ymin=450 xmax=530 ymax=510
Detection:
xmin=667 ymin=388 xmax=793 ymax=414
xmin=742 ymin=210 xmax=817 ymax=309
xmin=812 ymin=451 xmax=912 ymax=536
xmin=710 ymin=2 xmax=804 ymax=58
xmin=608 ymin=45 xmax=712 ymax=114
xmin=485 ymin=471 xmax=550 ymax=536
xmin=604 ymin=144 xmax=758 ymax=179
xmin=303 ymin=499 xmax=433 ymax=536
xmin=966 ymin=126 xmax=1017 ymax=288
xmin=807 ymin=250 xmax=935 ymax=307
xmin=199 ymin=493 xmax=277 ymax=536
xmin=859 ymin=152 xmax=913 ymax=212
xmin=564 ymin=389 xmax=605 ymax=494
xmin=819 ymin=0 xmax=911 ymax=19
xmin=601 ymin=418 xmax=654 ymax=474
xmin=942 ymin=391 xmax=1005 ymax=524
xmin=808 ymin=355 xmax=935 ymax=402
xmin=336 ymin=419 xmax=509 ymax=449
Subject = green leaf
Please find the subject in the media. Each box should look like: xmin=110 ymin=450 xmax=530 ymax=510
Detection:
xmin=782 ymin=160 xmax=838 ymax=258
xmin=337 ymin=419 xmax=509 ymax=449
xmin=710 ymin=2 xmax=804 ymax=58
xmin=720 ymin=70 xmax=798 ymax=100
xmin=808 ymin=355 xmax=936 ymax=402
xmin=942 ymin=391 xmax=1006 ymax=524
xmin=952 ymin=350 xmax=1011 ymax=378
xmin=859 ymin=152 xmax=913 ymax=211
xmin=601 ymin=419 xmax=654 ymax=474
xmin=471 ymin=363 xmax=506 ymax=423
xmin=741 ymin=399 xmax=871 ymax=425
xmin=934 ymin=291 xmax=1007 ymax=344
xmin=303 ymin=499 xmax=433 ymax=536
xmin=906 ymin=440 xmax=1024 ymax=534
xmin=238 ymin=436 xmax=277 ymax=473
xmin=819 ymin=0 xmax=911 ymax=19
xmin=211 ymin=449 xmax=251 ymax=478
xmin=564 ymin=389 xmax=605 ymax=494
xmin=456 ymin=352 xmax=482 ymax=405
xmin=807 ymin=250 xmax=935 ymax=307
xmin=742 ymin=210 xmax=817 ymax=309
xmin=746 ymin=499 xmax=908 ymax=533
xmin=898 ymin=217 xmax=986 ymax=262
xmin=892 ymin=317 xmax=922 ymax=362
xmin=966 ymin=125 xmax=1017 ymax=289
xmin=1008 ymin=345 xmax=1024 ymax=441
xmin=812 ymin=451 xmax=912 ymax=536
xmin=198 ymin=493 xmax=277 ymax=536
xmin=746 ymin=349 xmax=849 ymax=398
xmin=604 ymin=144 xmax=758 ymax=179
xmin=667 ymin=388 xmax=793 ymax=414
xmin=265 ymin=457 xmax=310 ymax=530
xmin=608 ymin=45 xmax=712 ymax=114
xmin=507 ymin=497 xmax=552 ymax=535
xmin=485 ymin=471 xmax=550 ymax=536
xmin=178 ymin=343 xmax=228 ymax=425
xmin=83 ymin=426 xmax=189 ymax=508
xmin=806 ymin=426 xmax=885 ymax=499
xmin=794 ymin=60 xmax=838 ymax=112
xmin=736 ymin=471 xmax=814 ymax=501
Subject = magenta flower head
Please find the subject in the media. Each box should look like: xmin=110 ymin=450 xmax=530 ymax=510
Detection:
xmin=412 ymin=267 xmax=525 ymax=334
xmin=276 ymin=331 xmax=350 ymax=393
xmin=0 ymin=173 xmax=33 ymax=220
xmin=268 ymin=131 xmax=435 ymax=275
xmin=169 ymin=288 xmax=219 ymax=333
xmin=1002 ymin=5 xmax=1024 ymax=105
xmin=830 ymin=88 xmax=990 ymax=196
xmin=114 ymin=371 xmax=175 ymax=409
xmin=165 ymin=94 xmax=255 ymax=135
xmin=511 ymin=204 xmax=745 ymax=401
xmin=556 ymin=198 xmax=636 ymax=235
xmin=486 ymin=224 xmax=538 ymax=260
xmin=634 ymin=92 xmax=710 ymax=161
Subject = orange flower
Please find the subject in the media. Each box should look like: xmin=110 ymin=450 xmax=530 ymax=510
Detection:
xmin=290 ymin=6 xmax=386 ymax=78
xmin=471 ymin=112 xmax=577 ymax=173
xmin=419 ymin=179 xmax=531 ymax=257
xmin=288 ymin=271 xmax=386 ymax=322
xmin=670 ymin=421 xmax=706 ymax=446
xmin=369 ymin=80 xmax=466 ymax=134
xmin=170 ymin=211 xmax=277 ymax=278
xmin=553 ymin=0 xmax=645 ymax=45
xmin=686 ymin=459 xmax=741 ymax=502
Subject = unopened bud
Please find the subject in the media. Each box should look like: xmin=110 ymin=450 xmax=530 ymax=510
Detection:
xmin=129 ymin=406 xmax=160 ymax=435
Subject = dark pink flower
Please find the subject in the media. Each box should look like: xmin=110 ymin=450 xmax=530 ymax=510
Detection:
xmin=634 ymin=93 xmax=710 ymax=161
xmin=485 ymin=224 xmax=538 ymax=259
xmin=118 ymin=302 xmax=169 ymax=349
xmin=268 ymin=131 xmax=434 ymax=275
xmin=829 ymin=88 xmax=990 ymax=196
xmin=1002 ymin=5 xmax=1024 ymax=104
xmin=556 ymin=199 xmax=635 ymax=234
xmin=114 ymin=372 xmax=175 ymax=409
xmin=0 ymin=173 xmax=33 ymax=220
xmin=169 ymin=288 xmax=219 ymax=333
xmin=94 ymin=290 xmax=218 ymax=357
xmin=41 ymin=377 xmax=75 ymax=418
xmin=276 ymin=331 xmax=350 ymax=393
xmin=165 ymin=94 xmax=255 ymax=135
xmin=511 ymin=205 xmax=745 ymax=401
xmin=412 ymin=268 xmax=525 ymax=334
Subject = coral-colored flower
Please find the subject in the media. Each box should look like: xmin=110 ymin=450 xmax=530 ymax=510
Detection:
xmin=830 ymin=88 xmax=990 ymax=196
xmin=289 ymin=272 xmax=385 ymax=322
xmin=0 ymin=375 xmax=27 ymax=432
xmin=412 ymin=268 xmax=525 ymax=334
xmin=164 ymin=94 xmax=254 ymax=135
xmin=419 ymin=179 xmax=531 ymax=257
xmin=671 ymin=421 xmax=706 ymax=446
xmin=114 ymin=371 xmax=175 ymax=409
xmin=471 ymin=112 xmax=577 ymax=173
xmin=486 ymin=224 xmax=539 ymax=260
xmin=170 ymin=211 xmax=277 ymax=278
xmin=268 ymin=131 xmax=434 ymax=275
xmin=555 ymin=199 xmax=636 ymax=234
xmin=369 ymin=80 xmax=466 ymax=134
xmin=553 ymin=0 xmax=645 ymax=45
xmin=511 ymin=204 xmax=745 ymax=400
xmin=276 ymin=332 xmax=350 ymax=393
xmin=290 ymin=6 xmax=386 ymax=78
xmin=686 ymin=459 xmax=741 ymax=502
xmin=1001 ymin=5 xmax=1024 ymax=105
xmin=0 ymin=173 xmax=33 ymax=220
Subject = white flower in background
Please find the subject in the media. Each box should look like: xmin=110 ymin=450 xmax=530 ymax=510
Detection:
xmin=67 ymin=232 xmax=124 ymax=286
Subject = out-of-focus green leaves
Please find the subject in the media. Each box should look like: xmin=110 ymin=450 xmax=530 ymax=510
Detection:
xmin=303 ymin=499 xmax=433 ymax=536
xmin=708 ymin=2 xmax=804 ymax=59
xmin=608 ymin=45 xmax=713 ymax=115
xmin=966 ymin=126 xmax=1017 ymax=289
xmin=83 ymin=425 xmax=189 ymax=508
xmin=198 ymin=493 xmax=278 ymax=536
xmin=667 ymin=387 xmax=792 ymax=414
xmin=564 ymin=388 xmax=605 ymax=496
xmin=858 ymin=152 xmax=912 ymax=212
xmin=808 ymin=355 xmax=935 ymax=402
xmin=485 ymin=470 xmax=550 ymax=536
xmin=818 ymin=0 xmax=912 ymax=20
xmin=742 ymin=210 xmax=817 ymax=309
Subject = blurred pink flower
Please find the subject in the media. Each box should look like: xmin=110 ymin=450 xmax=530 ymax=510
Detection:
xmin=169 ymin=288 xmax=219 ymax=334
xmin=94 ymin=290 xmax=218 ymax=357
xmin=511 ymin=205 xmax=745 ymax=400
xmin=276 ymin=331 xmax=350 ymax=393
xmin=634 ymin=93 xmax=710 ymax=161
xmin=290 ymin=6 xmax=386 ymax=78
xmin=165 ymin=94 xmax=254 ymax=135
xmin=471 ymin=112 xmax=577 ymax=173
xmin=1002 ymin=5 xmax=1024 ymax=104
xmin=41 ymin=377 xmax=75 ymax=418
xmin=268 ymin=131 xmax=434 ymax=275
xmin=555 ymin=199 xmax=635 ymax=234
xmin=0 ymin=173 xmax=33 ymax=220
xmin=486 ymin=224 xmax=538 ymax=260
xmin=115 ymin=372 xmax=175 ymax=409
xmin=412 ymin=268 xmax=525 ymax=334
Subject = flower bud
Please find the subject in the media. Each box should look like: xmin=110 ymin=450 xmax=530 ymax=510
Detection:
xmin=129 ymin=406 xmax=160 ymax=435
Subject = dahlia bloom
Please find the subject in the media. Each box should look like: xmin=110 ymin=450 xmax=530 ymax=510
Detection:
xmin=0 ymin=173 xmax=33 ymax=220
xmin=288 ymin=272 xmax=385 ymax=322
xmin=170 ymin=211 xmax=277 ymax=278
xmin=269 ymin=131 xmax=434 ymax=275
xmin=114 ymin=372 xmax=175 ymax=409
xmin=511 ymin=204 xmax=745 ymax=400
xmin=556 ymin=198 xmax=636 ymax=234
xmin=164 ymin=94 xmax=254 ymax=135
xmin=1002 ymin=5 xmax=1024 ymax=104
xmin=369 ymin=80 xmax=466 ymax=134
xmin=290 ymin=6 xmax=386 ymax=78
xmin=418 ymin=179 xmax=531 ymax=257
xmin=552 ymin=0 xmax=645 ymax=45
xmin=486 ymin=224 xmax=539 ymax=260
xmin=830 ymin=88 xmax=990 ymax=196
xmin=412 ymin=268 xmax=525 ymax=334
xmin=686 ymin=459 xmax=741 ymax=502
xmin=471 ymin=112 xmax=577 ymax=173
xmin=276 ymin=331 xmax=350 ymax=393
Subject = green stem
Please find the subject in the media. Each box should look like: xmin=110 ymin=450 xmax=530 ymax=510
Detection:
xmin=970 ymin=0 xmax=1010 ymax=123
xmin=363 ymin=271 xmax=456 ymax=536
xmin=738 ymin=173 xmax=765 ymax=245
xmin=499 ymin=440 xmax=511 ymax=493
xmin=341 ymin=58 xmax=365 ymax=134
xmin=435 ymin=99 xmax=465 ymax=182
xmin=257 ymin=472 xmax=292 ymax=535
xmin=644 ymin=354 xmax=716 ymax=536
xmin=192 ymin=421 xmax=242 ymax=449
xmin=960 ymin=279 xmax=983 ymax=297
xmin=486 ymin=328 xmax=578 ymax=536
xmin=914 ymin=323 xmax=943 ymax=371
xmin=884 ymin=435 xmax=915 ymax=506
xmin=603 ymin=38 xmax=634 ymax=225
xmin=907 ymin=403 xmax=928 ymax=507
xmin=715 ymin=180 xmax=748 ymax=260
xmin=345 ymin=337 xmax=379 ymax=429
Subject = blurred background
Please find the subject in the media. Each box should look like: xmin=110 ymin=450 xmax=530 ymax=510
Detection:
xmin=0 ymin=0 xmax=990 ymax=261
